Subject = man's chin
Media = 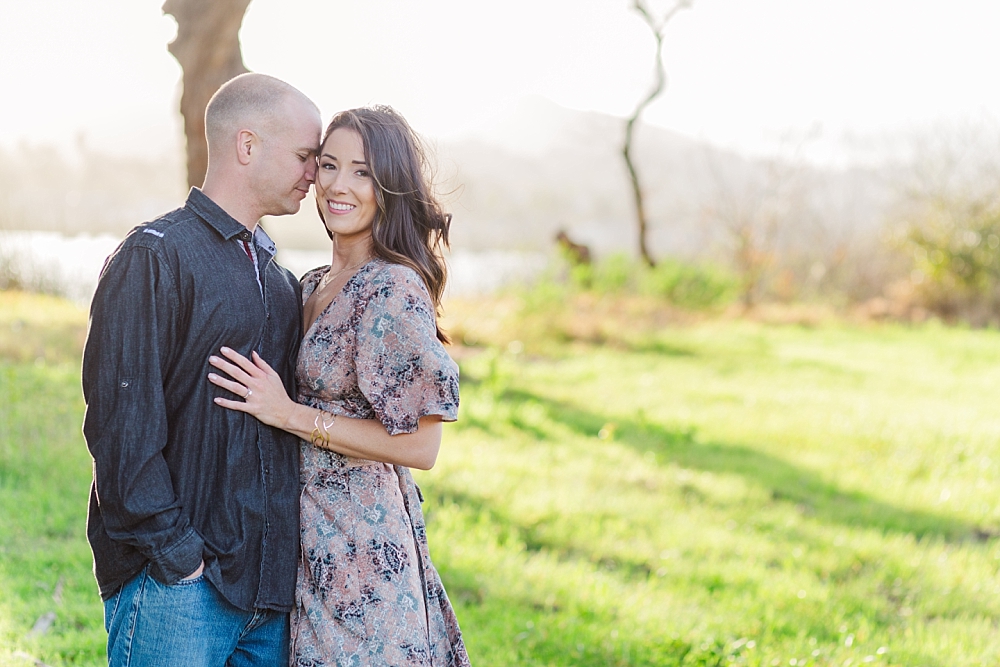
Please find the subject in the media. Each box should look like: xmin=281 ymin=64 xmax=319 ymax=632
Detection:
xmin=268 ymin=201 xmax=302 ymax=218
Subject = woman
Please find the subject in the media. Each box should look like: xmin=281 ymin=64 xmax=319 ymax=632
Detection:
xmin=207 ymin=106 xmax=469 ymax=666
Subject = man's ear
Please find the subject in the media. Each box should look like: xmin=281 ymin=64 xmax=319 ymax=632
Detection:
xmin=236 ymin=129 xmax=258 ymax=166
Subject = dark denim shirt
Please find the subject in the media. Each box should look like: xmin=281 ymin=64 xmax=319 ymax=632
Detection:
xmin=82 ymin=188 xmax=303 ymax=612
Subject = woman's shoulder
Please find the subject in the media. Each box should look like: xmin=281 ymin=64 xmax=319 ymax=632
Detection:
xmin=301 ymin=265 xmax=330 ymax=286
xmin=365 ymin=260 xmax=431 ymax=300
xmin=300 ymin=265 xmax=330 ymax=296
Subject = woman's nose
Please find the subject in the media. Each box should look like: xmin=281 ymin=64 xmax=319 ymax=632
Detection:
xmin=330 ymin=172 xmax=348 ymax=194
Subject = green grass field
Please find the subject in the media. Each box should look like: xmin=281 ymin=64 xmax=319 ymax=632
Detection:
xmin=3 ymin=290 xmax=1000 ymax=666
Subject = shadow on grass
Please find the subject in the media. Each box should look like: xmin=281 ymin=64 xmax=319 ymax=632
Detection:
xmin=477 ymin=387 xmax=981 ymax=543
xmin=433 ymin=524 xmax=755 ymax=667
xmin=427 ymin=468 xmax=952 ymax=667
xmin=427 ymin=485 xmax=949 ymax=667
xmin=618 ymin=338 xmax=700 ymax=357
xmin=447 ymin=585 xmax=746 ymax=667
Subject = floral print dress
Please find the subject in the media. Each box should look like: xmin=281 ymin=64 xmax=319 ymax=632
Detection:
xmin=291 ymin=260 xmax=468 ymax=667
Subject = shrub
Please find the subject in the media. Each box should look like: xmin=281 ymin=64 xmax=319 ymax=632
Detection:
xmin=903 ymin=198 xmax=1000 ymax=325
xmin=638 ymin=259 xmax=738 ymax=309
xmin=559 ymin=253 xmax=737 ymax=310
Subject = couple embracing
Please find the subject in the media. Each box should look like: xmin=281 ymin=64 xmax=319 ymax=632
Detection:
xmin=82 ymin=73 xmax=469 ymax=666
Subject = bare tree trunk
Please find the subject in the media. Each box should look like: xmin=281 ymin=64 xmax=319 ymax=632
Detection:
xmin=163 ymin=0 xmax=252 ymax=188
xmin=622 ymin=0 xmax=691 ymax=268
xmin=624 ymin=99 xmax=658 ymax=268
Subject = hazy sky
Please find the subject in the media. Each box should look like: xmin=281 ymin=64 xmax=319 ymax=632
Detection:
xmin=4 ymin=0 xmax=1000 ymax=164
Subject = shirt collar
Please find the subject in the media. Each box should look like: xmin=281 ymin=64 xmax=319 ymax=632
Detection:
xmin=185 ymin=187 xmax=253 ymax=242
xmin=186 ymin=187 xmax=279 ymax=259
xmin=253 ymin=225 xmax=277 ymax=258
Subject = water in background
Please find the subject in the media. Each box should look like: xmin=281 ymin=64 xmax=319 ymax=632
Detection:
xmin=281 ymin=248 xmax=547 ymax=298
xmin=0 ymin=231 xmax=546 ymax=305
xmin=0 ymin=231 xmax=123 ymax=304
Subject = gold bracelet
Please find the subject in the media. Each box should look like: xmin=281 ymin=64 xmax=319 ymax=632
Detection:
xmin=311 ymin=413 xmax=324 ymax=448
xmin=319 ymin=410 xmax=335 ymax=449
xmin=310 ymin=410 xmax=336 ymax=449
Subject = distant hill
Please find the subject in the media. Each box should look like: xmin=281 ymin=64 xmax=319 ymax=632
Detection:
xmin=434 ymin=96 xmax=888 ymax=261
xmin=0 ymin=97 xmax=890 ymax=268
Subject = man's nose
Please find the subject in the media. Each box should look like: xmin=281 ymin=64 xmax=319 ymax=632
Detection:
xmin=305 ymin=158 xmax=317 ymax=182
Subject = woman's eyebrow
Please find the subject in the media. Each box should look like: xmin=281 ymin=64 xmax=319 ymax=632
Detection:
xmin=320 ymin=153 xmax=368 ymax=166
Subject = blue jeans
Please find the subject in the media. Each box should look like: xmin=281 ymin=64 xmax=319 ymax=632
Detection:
xmin=103 ymin=568 xmax=289 ymax=667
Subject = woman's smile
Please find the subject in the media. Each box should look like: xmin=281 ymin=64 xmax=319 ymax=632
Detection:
xmin=326 ymin=200 xmax=356 ymax=214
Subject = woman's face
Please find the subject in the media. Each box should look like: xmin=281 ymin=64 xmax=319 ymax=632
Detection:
xmin=315 ymin=127 xmax=378 ymax=241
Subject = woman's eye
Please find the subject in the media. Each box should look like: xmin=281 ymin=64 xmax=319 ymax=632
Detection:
xmin=356 ymin=170 xmax=370 ymax=178
xmin=321 ymin=162 xmax=336 ymax=170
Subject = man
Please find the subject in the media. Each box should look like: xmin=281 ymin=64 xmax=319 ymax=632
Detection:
xmin=82 ymin=73 xmax=322 ymax=665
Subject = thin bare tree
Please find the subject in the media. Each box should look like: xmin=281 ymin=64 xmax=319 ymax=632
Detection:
xmin=623 ymin=0 xmax=692 ymax=267
xmin=162 ymin=0 xmax=253 ymax=188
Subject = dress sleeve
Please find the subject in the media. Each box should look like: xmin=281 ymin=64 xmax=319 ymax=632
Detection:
xmin=355 ymin=266 xmax=460 ymax=435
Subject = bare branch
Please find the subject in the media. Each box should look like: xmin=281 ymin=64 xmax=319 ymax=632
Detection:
xmin=622 ymin=0 xmax=693 ymax=267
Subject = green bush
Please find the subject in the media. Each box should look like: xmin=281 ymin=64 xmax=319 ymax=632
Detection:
xmin=558 ymin=253 xmax=737 ymax=309
xmin=904 ymin=198 xmax=1000 ymax=324
xmin=638 ymin=259 xmax=738 ymax=309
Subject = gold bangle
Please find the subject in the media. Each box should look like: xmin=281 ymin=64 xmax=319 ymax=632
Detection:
xmin=319 ymin=410 xmax=335 ymax=449
xmin=310 ymin=410 xmax=336 ymax=449
xmin=311 ymin=413 xmax=324 ymax=448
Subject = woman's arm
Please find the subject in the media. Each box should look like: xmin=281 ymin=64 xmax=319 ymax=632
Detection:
xmin=208 ymin=347 xmax=442 ymax=470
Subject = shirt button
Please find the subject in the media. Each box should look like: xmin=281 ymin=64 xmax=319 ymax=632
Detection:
xmin=120 ymin=381 xmax=129 ymax=388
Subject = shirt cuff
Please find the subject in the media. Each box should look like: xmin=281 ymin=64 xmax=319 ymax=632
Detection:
xmin=148 ymin=528 xmax=205 ymax=585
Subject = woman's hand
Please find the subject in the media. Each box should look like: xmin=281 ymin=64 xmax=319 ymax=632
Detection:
xmin=209 ymin=347 xmax=444 ymax=469
xmin=208 ymin=347 xmax=297 ymax=430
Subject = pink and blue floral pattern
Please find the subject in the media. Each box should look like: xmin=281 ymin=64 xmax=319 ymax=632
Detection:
xmin=291 ymin=260 xmax=467 ymax=667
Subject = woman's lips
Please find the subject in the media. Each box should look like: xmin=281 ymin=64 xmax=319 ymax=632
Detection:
xmin=327 ymin=200 xmax=356 ymax=214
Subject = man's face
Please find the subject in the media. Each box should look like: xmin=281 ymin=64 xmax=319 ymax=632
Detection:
xmin=254 ymin=96 xmax=322 ymax=217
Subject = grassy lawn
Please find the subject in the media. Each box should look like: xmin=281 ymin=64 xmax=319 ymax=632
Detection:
xmin=3 ymin=289 xmax=1000 ymax=665
xmin=0 ymin=293 xmax=104 ymax=665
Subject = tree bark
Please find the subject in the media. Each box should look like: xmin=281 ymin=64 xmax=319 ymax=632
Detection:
xmin=163 ymin=0 xmax=252 ymax=188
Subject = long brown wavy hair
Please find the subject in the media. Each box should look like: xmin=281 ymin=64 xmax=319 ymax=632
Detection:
xmin=318 ymin=106 xmax=452 ymax=342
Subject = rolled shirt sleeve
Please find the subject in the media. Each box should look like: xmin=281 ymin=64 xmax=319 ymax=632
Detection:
xmin=82 ymin=242 xmax=204 ymax=585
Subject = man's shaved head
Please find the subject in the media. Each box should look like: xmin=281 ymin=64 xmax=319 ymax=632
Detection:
xmin=205 ymin=73 xmax=318 ymax=149
xmin=200 ymin=73 xmax=322 ymax=227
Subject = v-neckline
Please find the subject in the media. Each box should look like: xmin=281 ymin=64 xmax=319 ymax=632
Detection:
xmin=303 ymin=260 xmax=377 ymax=337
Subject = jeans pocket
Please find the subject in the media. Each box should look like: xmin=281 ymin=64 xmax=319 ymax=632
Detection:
xmin=173 ymin=572 xmax=205 ymax=587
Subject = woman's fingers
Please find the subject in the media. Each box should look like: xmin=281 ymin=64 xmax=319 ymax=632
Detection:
xmin=213 ymin=395 xmax=252 ymax=412
xmin=251 ymin=350 xmax=278 ymax=376
xmin=209 ymin=348 xmax=287 ymax=425
xmin=220 ymin=346 xmax=260 ymax=376
xmin=208 ymin=372 xmax=250 ymax=399
xmin=209 ymin=353 xmax=254 ymax=385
